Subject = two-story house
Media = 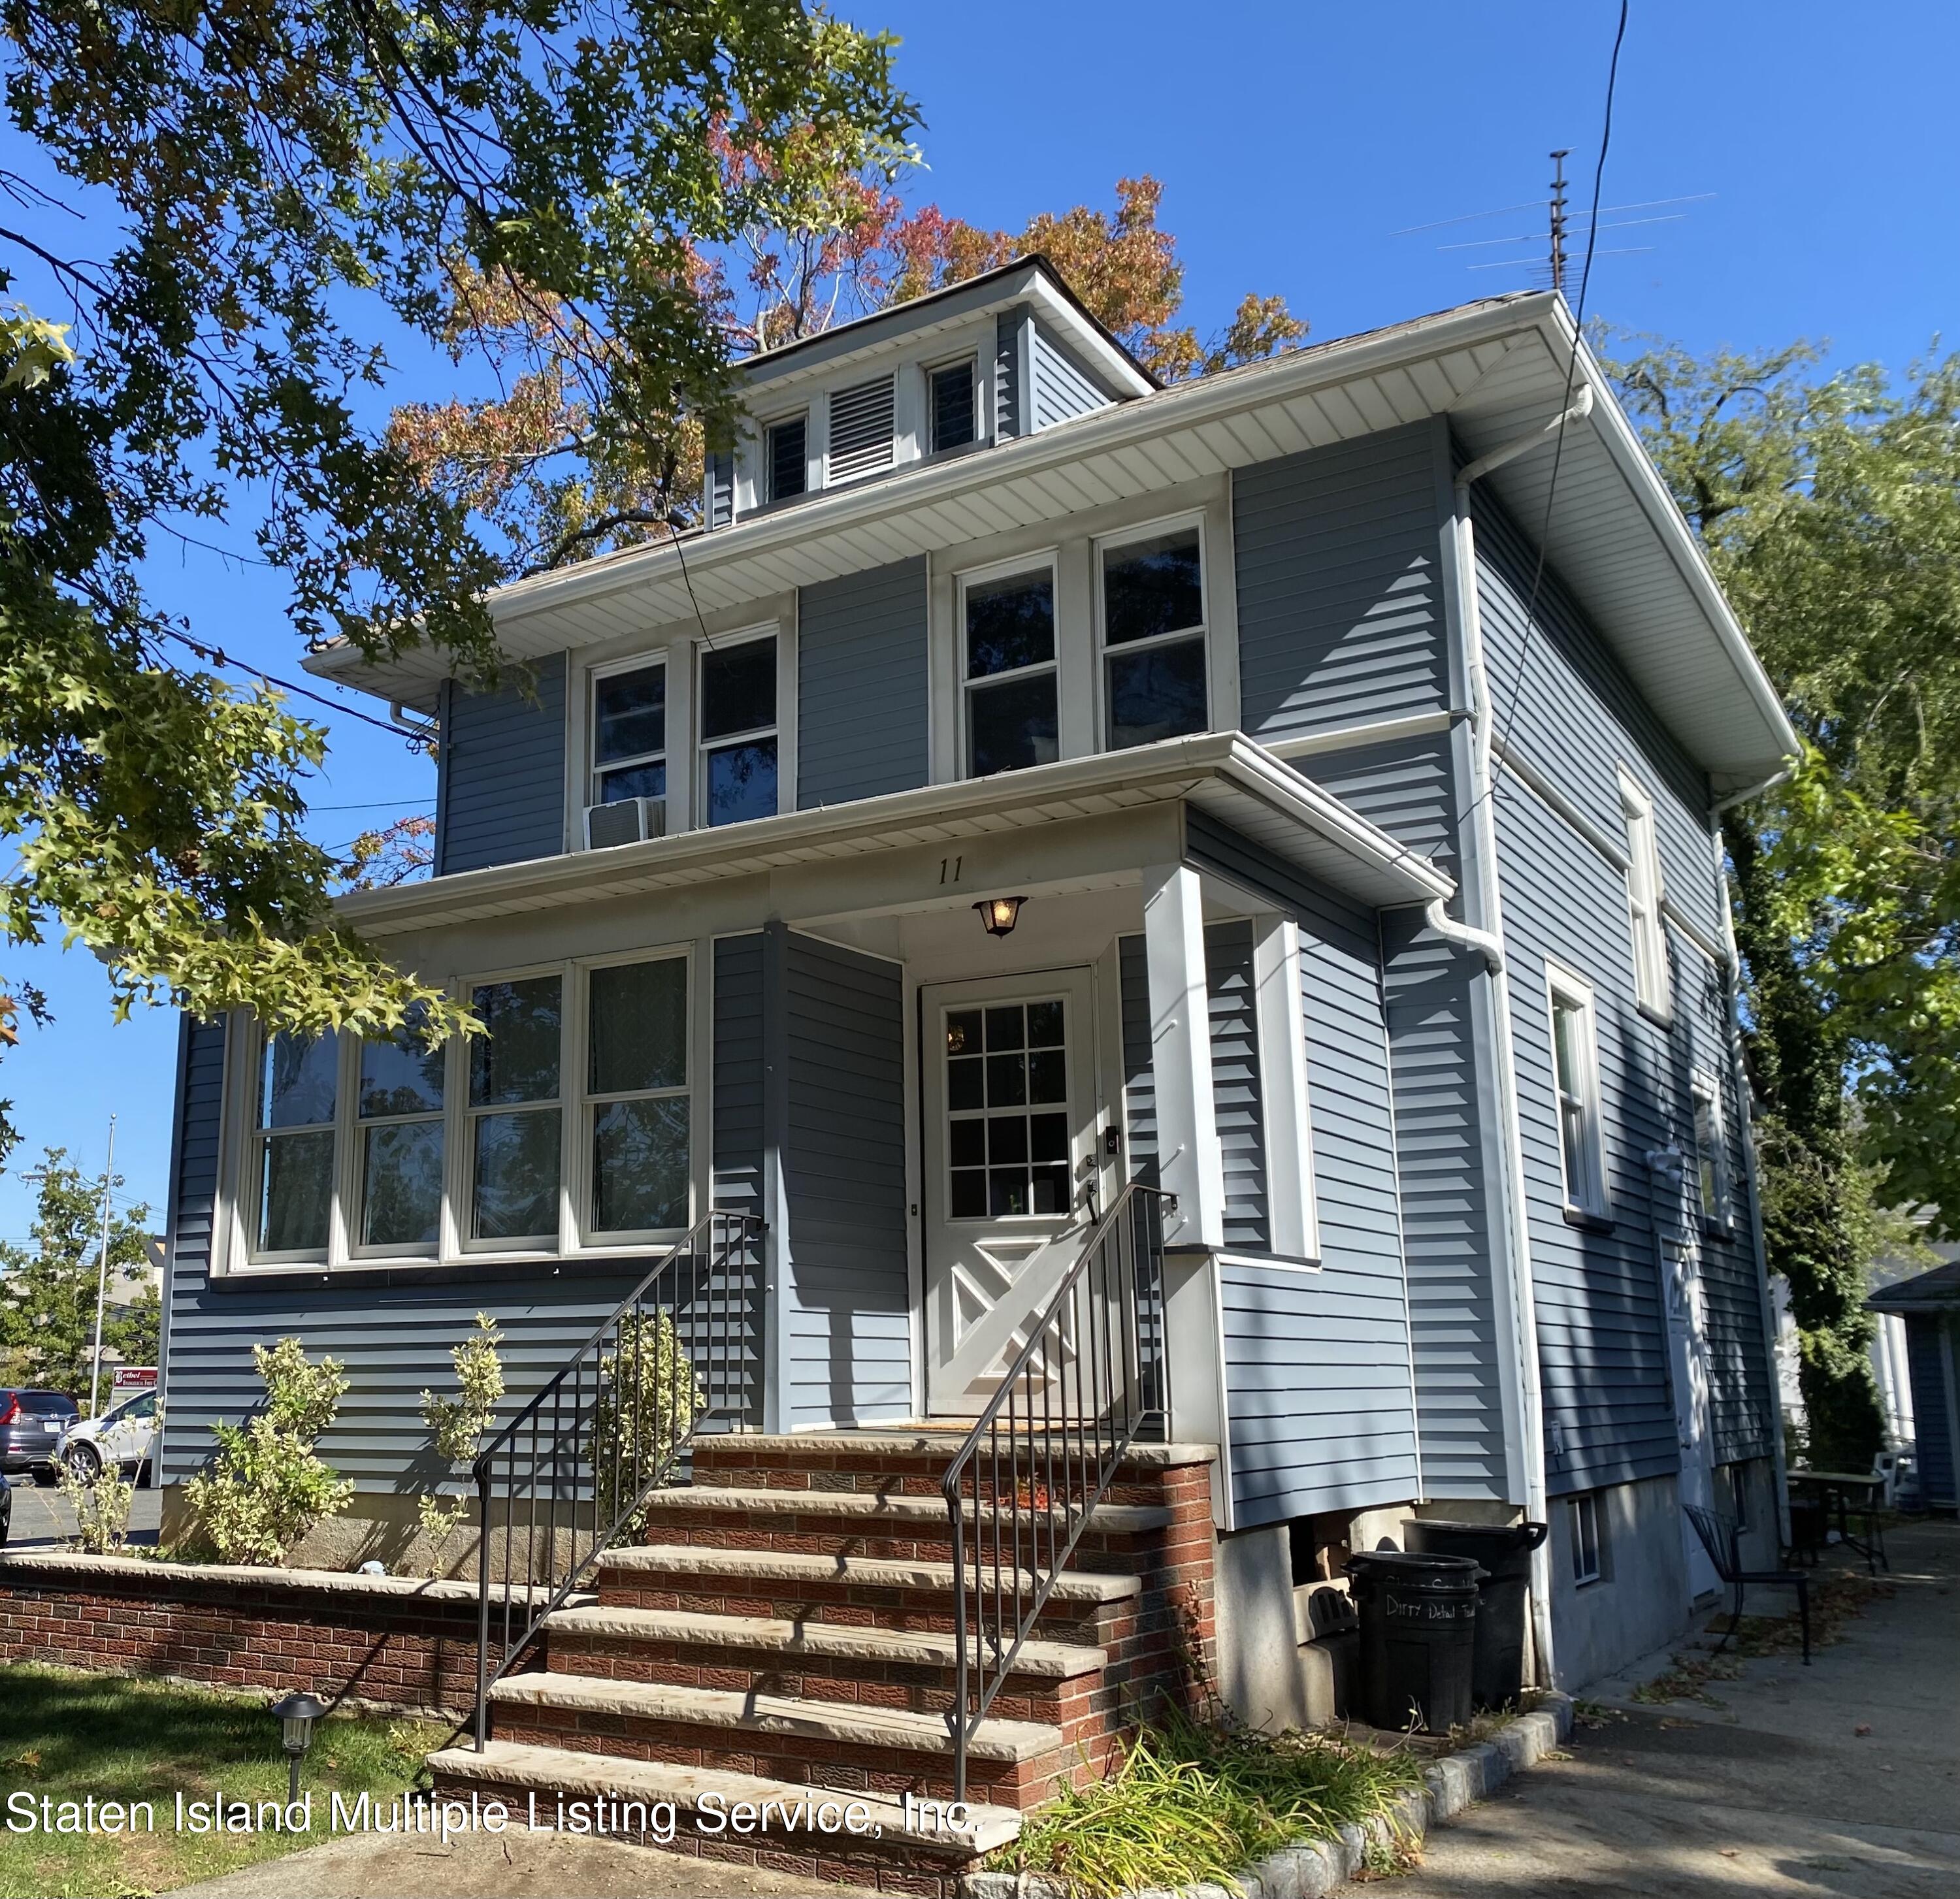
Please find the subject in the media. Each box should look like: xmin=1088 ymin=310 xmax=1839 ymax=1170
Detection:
xmin=154 ymin=258 xmax=1796 ymax=1860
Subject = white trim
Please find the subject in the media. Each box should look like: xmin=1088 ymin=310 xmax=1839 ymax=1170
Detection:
xmin=1690 ymin=1070 xmax=1733 ymax=1236
xmin=1618 ymin=768 xmax=1673 ymax=1022
xmin=1252 ymin=916 xmax=1319 ymax=1263
xmin=1569 ymin=1490 xmax=1604 ymax=1587
xmin=1544 ymin=960 xmax=1610 ymax=1219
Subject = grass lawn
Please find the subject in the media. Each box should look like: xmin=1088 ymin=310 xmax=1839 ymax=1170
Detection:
xmin=0 ymin=1663 xmax=443 ymax=1899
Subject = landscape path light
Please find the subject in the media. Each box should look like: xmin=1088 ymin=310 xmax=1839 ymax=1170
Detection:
xmin=269 ymin=1690 xmax=326 ymax=1805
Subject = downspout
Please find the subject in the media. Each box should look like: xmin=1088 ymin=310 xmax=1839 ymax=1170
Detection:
xmin=1437 ymin=384 xmax=1593 ymax=1690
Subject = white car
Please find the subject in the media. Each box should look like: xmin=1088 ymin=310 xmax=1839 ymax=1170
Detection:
xmin=60 ymin=1388 xmax=158 ymax=1484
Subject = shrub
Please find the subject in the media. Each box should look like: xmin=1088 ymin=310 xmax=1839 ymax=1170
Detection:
xmin=591 ymin=1310 xmax=701 ymax=1538
xmin=59 ymin=1454 xmax=138 ymax=1555
xmin=417 ymin=1312 xmax=504 ymax=1575
xmin=184 ymin=1337 xmax=353 ymax=1565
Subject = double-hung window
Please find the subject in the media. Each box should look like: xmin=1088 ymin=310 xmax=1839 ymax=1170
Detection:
xmin=962 ymin=564 xmax=1058 ymax=778
xmin=1691 ymin=1076 xmax=1731 ymax=1230
xmin=356 ymin=1017 xmax=446 ymax=1252
xmin=930 ymin=358 xmax=977 ymax=453
xmin=586 ymin=956 xmax=690 ymax=1236
xmin=253 ymin=1031 xmax=339 ymax=1259
xmin=698 ymin=635 xmax=778 ymax=826
xmin=591 ymin=660 xmax=666 ymax=805
xmin=1620 ymin=771 xmax=1671 ymax=1018
xmin=1548 ymin=969 xmax=1609 ymax=1218
xmin=468 ymin=975 xmax=563 ymax=1244
xmin=765 ymin=415 xmax=807 ymax=504
xmin=1101 ymin=524 xmax=1209 ymax=750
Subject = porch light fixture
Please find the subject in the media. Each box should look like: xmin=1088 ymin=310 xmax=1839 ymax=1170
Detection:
xmin=269 ymin=1691 xmax=325 ymax=1804
xmin=974 ymin=895 xmax=1027 ymax=938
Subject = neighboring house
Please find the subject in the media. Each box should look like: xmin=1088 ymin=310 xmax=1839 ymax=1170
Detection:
xmin=1869 ymin=1259 xmax=1960 ymax=1512
xmin=154 ymin=259 xmax=1795 ymax=1764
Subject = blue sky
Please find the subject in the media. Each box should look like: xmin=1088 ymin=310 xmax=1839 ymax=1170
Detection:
xmin=2 ymin=0 xmax=1954 ymax=1240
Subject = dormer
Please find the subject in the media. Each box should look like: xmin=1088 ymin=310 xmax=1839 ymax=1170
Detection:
xmin=702 ymin=255 xmax=1156 ymax=529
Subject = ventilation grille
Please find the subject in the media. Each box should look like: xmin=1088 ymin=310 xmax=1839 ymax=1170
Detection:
xmin=584 ymin=796 xmax=666 ymax=851
xmin=828 ymin=374 xmax=896 ymax=484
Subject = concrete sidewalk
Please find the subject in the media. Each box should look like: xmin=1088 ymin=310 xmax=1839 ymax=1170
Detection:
xmin=1335 ymin=1518 xmax=1960 ymax=1898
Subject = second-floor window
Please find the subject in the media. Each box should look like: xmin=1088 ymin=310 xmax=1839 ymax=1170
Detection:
xmin=1692 ymin=1076 xmax=1731 ymax=1229
xmin=1548 ymin=970 xmax=1609 ymax=1218
xmin=962 ymin=564 xmax=1058 ymax=778
xmin=930 ymin=359 xmax=977 ymax=453
xmin=766 ymin=414 xmax=807 ymax=504
xmin=591 ymin=660 xmax=666 ymax=805
xmin=1102 ymin=525 xmax=1209 ymax=749
xmin=1619 ymin=771 xmax=1671 ymax=1018
xmin=699 ymin=634 xmax=778 ymax=826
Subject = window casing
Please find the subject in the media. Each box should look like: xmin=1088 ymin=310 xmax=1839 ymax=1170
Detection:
xmin=585 ymin=954 xmax=691 ymax=1239
xmin=1548 ymin=969 xmax=1609 ymax=1217
xmin=1692 ymin=1076 xmax=1731 ymax=1230
xmin=355 ymin=1016 xmax=445 ymax=1257
xmin=765 ymin=415 xmax=808 ymax=504
xmin=251 ymin=1031 xmax=340 ymax=1262
xmin=467 ymin=974 xmax=564 ymax=1246
xmin=1099 ymin=522 xmax=1209 ymax=750
xmin=1569 ymin=1492 xmax=1604 ymax=1586
xmin=929 ymin=358 xmax=977 ymax=453
xmin=591 ymin=658 xmax=666 ymax=807
xmin=960 ymin=560 xmax=1058 ymax=779
xmin=1620 ymin=772 xmax=1671 ymax=1018
xmin=698 ymin=633 xmax=779 ymax=826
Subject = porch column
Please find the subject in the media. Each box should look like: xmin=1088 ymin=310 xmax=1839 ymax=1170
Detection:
xmin=1141 ymin=861 xmax=1226 ymax=1250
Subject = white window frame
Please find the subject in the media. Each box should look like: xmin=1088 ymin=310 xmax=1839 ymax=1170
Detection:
xmin=459 ymin=960 xmax=572 ymax=1258
xmin=1094 ymin=510 xmax=1214 ymax=753
xmin=587 ymin=651 xmax=670 ymax=811
xmin=695 ymin=623 xmax=784 ymax=829
xmin=1691 ymin=1073 xmax=1733 ymax=1233
xmin=576 ymin=945 xmax=695 ymax=1248
xmin=1619 ymin=770 xmax=1671 ymax=1021
xmin=348 ymin=1021 xmax=447 ymax=1262
xmin=761 ymin=408 xmax=813 ymax=506
xmin=957 ymin=550 xmax=1061 ymax=781
xmin=1546 ymin=963 xmax=1610 ymax=1219
xmin=244 ymin=1026 xmax=347 ymax=1267
xmin=925 ymin=352 xmax=982 ymax=457
xmin=1569 ymin=1491 xmax=1605 ymax=1586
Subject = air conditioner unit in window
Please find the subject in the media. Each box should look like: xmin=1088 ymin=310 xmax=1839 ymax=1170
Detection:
xmin=583 ymin=797 xmax=666 ymax=850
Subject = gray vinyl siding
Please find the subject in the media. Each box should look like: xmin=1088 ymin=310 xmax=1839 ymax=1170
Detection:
xmin=995 ymin=307 xmax=1029 ymax=441
xmin=1205 ymin=920 xmax=1269 ymax=1252
xmin=1182 ymin=809 xmax=1423 ymax=1524
xmin=1296 ymin=732 xmax=1461 ymax=883
xmin=1118 ymin=934 xmax=1158 ymax=1187
xmin=438 ymin=651 xmax=567 ymax=874
xmin=712 ymin=935 xmax=765 ymax=1223
xmin=1904 ymin=1317 xmax=1955 ymax=1508
xmin=797 ymin=559 xmax=930 ymax=809
xmin=1029 ymin=321 xmax=1108 ymax=429
xmin=782 ymin=933 xmax=911 ymax=1427
xmin=157 ymin=1016 xmax=227 ymax=1484
xmin=1233 ymin=420 xmax=1451 ymax=745
xmin=705 ymin=450 xmax=734 ymax=529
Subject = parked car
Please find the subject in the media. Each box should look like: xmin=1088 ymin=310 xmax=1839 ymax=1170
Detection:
xmin=59 ymin=1387 xmax=157 ymax=1483
xmin=0 ymin=1475 xmax=11 ymax=1544
xmin=0 ymin=1389 xmax=78 ymax=1485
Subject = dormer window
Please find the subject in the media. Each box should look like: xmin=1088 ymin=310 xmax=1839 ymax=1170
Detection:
xmin=828 ymin=374 xmax=896 ymax=485
xmin=766 ymin=415 xmax=808 ymax=504
xmin=930 ymin=359 xmax=977 ymax=453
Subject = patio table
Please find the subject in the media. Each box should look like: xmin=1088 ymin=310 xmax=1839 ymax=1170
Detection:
xmin=1787 ymin=1468 xmax=1888 ymax=1574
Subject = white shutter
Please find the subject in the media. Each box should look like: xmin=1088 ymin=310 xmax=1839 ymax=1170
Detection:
xmin=827 ymin=374 xmax=896 ymax=485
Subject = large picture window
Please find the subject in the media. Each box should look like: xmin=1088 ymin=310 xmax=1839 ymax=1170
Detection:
xmin=699 ymin=635 xmax=778 ymax=827
xmin=253 ymin=1031 xmax=338 ymax=1258
xmin=591 ymin=660 xmax=666 ymax=805
xmin=962 ymin=564 xmax=1058 ymax=778
xmin=587 ymin=956 xmax=690 ymax=1235
xmin=1101 ymin=525 xmax=1208 ymax=750
xmin=468 ymin=975 xmax=563 ymax=1242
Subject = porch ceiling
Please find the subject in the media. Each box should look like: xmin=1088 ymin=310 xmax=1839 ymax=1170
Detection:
xmin=333 ymin=732 xmax=1454 ymax=938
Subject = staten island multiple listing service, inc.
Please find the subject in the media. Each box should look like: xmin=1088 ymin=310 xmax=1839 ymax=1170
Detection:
xmin=6 ymin=1788 xmax=975 ymax=1845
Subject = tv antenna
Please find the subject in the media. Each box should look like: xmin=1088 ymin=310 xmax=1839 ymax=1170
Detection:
xmin=1548 ymin=150 xmax=1571 ymax=294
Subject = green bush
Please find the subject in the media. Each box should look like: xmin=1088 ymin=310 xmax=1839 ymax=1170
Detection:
xmin=591 ymin=1310 xmax=701 ymax=1538
xmin=184 ymin=1338 xmax=353 ymax=1565
xmin=417 ymin=1312 xmax=504 ymax=1575
xmin=58 ymin=1453 xmax=139 ymax=1555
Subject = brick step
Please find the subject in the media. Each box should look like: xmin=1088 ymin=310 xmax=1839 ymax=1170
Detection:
xmin=488 ymin=1670 xmax=1081 ymax=1807
xmin=428 ymin=1740 xmax=1017 ymax=1896
xmin=639 ymin=1483 xmax=1172 ymax=1565
xmin=544 ymin=1602 xmax=1107 ymax=1729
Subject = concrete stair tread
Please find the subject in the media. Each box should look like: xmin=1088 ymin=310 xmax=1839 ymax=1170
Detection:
xmin=429 ymin=1740 xmax=1022 ymax=1855
xmin=698 ymin=1430 xmax=1217 ymax=1469
xmin=645 ymin=1483 xmax=1172 ymax=1534
xmin=491 ymin=1669 xmax=1064 ymax=1762
xmin=547 ymin=1602 xmax=1107 ymax=1678
xmin=600 ymin=1542 xmax=1142 ymax=1602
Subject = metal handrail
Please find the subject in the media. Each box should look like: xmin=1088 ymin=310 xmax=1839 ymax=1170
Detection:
xmin=470 ymin=1207 xmax=763 ymax=1749
xmin=939 ymin=1181 xmax=1173 ymax=1803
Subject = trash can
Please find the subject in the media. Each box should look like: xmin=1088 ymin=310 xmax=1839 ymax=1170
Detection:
xmin=1409 ymin=1518 xmax=1549 ymax=1711
xmin=1345 ymin=1550 xmax=1483 ymax=1734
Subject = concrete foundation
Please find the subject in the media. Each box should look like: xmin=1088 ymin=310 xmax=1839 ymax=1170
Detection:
xmin=160 ymin=1484 xmax=479 ymax=1578
xmin=1548 ymin=1471 xmax=1692 ymax=1688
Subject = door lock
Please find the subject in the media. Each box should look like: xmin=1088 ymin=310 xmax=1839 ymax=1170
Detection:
xmin=1103 ymin=1126 xmax=1122 ymax=1156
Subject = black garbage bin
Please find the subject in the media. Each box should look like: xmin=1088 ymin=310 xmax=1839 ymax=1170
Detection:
xmin=1345 ymin=1550 xmax=1483 ymax=1734
xmin=1409 ymin=1518 xmax=1549 ymax=1710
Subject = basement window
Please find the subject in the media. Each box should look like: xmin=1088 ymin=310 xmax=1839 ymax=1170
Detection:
xmin=1569 ymin=1491 xmax=1604 ymax=1587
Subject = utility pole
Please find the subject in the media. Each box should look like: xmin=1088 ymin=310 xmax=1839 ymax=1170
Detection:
xmin=1548 ymin=149 xmax=1572 ymax=295
xmin=88 ymin=1113 xmax=116 ymax=1419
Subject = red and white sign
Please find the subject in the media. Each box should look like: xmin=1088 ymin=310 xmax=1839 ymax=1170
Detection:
xmin=112 ymin=1365 xmax=158 ymax=1394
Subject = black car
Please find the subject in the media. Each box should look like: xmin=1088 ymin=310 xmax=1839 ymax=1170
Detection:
xmin=0 ymin=1389 xmax=78 ymax=1484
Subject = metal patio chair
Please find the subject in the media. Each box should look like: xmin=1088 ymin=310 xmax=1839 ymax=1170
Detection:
xmin=1686 ymin=1502 xmax=1811 ymax=1665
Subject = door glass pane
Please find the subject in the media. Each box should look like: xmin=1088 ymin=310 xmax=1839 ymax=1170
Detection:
xmin=470 ymin=977 xmax=562 ymax=1105
xmin=706 ymin=738 xmax=778 ymax=826
xmin=361 ymin=1120 xmax=444 ymax=1246
xmin=965 ymin=572 xmax=1054 ymax=677
xmin=1027 ymin=1048 xmax=1066 ymax=1103
xmin=593 ymin=1096 xmax=690 ymax=1232
xmin=946 ymin=1011 xmax=983 ymax=1056
xmin=1108 ymin=638 xmax=1207 ymax=749
xmin=946 ymin=998 xmax=1070 ymax=1222
xmin=360 ymin=1023 xmax=444 ymax=1118
xmin=968 ymin=674 xmax=1058 ymax=777
xmin=598 ymin=760 xmax=666 ymax=803
xmin=259 ymin=1130 xmax=334 ymax=1252
xmin=700 ymin=639 xmax=776 ymax=740
xmin=472 ymin=1109 xmax=562 ymax=1239
xmin=595 ymin=664 xmax=665 ymax=763
xmin=261 ymin=1032 xmax=338 ymax=1129
xmin=1103 ymin=529 xmax=1202 ymax=645
xmin=590 ymin=958 xmax=687 ymax=1095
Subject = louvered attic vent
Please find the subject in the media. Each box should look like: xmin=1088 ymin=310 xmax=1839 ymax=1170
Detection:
xmin=827 ymin=374 xmax=896 ymax=485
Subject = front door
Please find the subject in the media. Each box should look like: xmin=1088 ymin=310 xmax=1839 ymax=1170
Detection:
xmin=921 ymin=969 xmax=1105 ymax=1417
xmin=1664 ymin=1236 xmax=1723 ymax=1599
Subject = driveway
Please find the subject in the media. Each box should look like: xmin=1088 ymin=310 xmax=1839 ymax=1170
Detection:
xmin=2 ymin=1473 xmax=163 ymax=1547
xmin=1337 ymin=1518 xmax=1960 ymax=1898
